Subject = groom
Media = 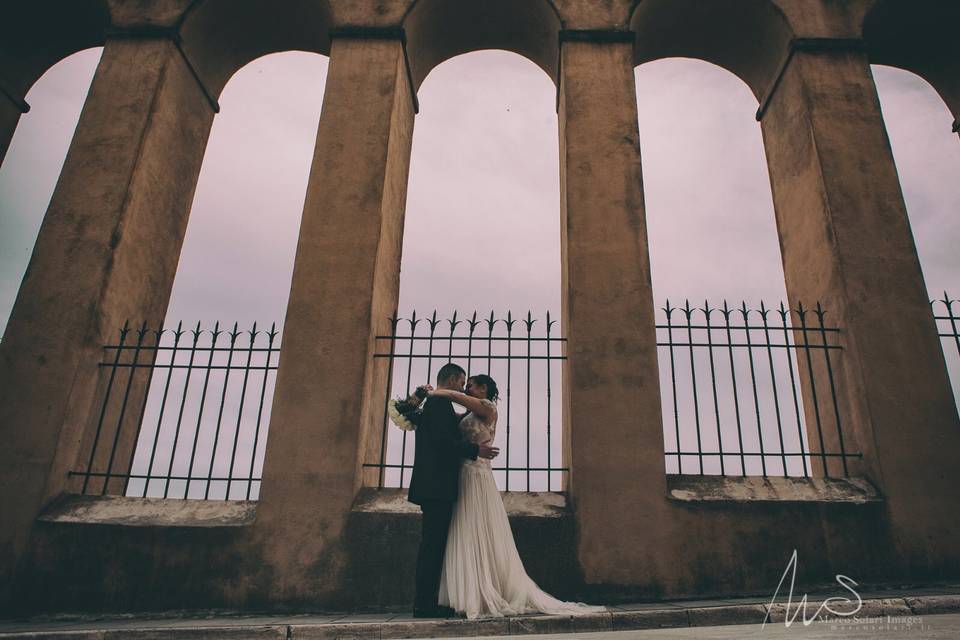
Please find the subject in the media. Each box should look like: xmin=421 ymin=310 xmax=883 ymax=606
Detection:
xmin=407 ymin=362 xmax=499 ymax=618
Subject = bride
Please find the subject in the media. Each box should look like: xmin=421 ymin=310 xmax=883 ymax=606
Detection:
xmin=425 ymin=375 xmax=606 ymax=620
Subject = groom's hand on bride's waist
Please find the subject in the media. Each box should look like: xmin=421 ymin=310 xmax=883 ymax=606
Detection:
xmin=477 ymin=442 xmax=500 ymax=459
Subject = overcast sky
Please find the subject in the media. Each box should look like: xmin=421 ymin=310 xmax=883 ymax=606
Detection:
xmin=1 ymin=48 xmax=957 ymax=491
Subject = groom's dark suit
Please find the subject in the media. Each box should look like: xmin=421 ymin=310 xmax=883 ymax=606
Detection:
xmin=408 ymin=396 xmax=480 ymax=611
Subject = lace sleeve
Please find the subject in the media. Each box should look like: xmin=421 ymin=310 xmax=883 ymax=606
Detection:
xmin=480 ymin=399 xmax=498 ymax=434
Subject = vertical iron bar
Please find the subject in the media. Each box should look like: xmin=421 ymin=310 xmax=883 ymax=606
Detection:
xmin=123 ymin=322 xmax=160 ymax=495
xmin=247 ymin=323 xmax=279 ymax=499
xmin=722 ymin=302 xmax=746 ymax=476
xmin=779 ymin=303 xmax=809 ymax=477
xmin=740 ymin=303 xmax=767 ymax=477
xmin=702 ymin=302 xmax=724 ymax=475
xmin=162 ymin=322 xmax=202 ymax=498
xmin=524 ymin=312 xmax=534 ymax=491
xmin=225 ymin=323 xmax=258 ymax=499
xmin=484 ymin=315 xmax=496 ymax=477
xmin=204 ymin=323 xmax=239 ymax=499
xmin=399 ymin=313 xmax=420 ymax=488
xmin=377 ymin=315 xmax=399 ymax=489
xmin=143 ymin=323 xmax=183 ymax=497
xmin=505 ymin=312 xmax=515 ymax=491
xmin=546 ymin=311 xmax=554 ymax=492
xmin=412 ymin=311 xmax=439 ymax=487
xmin=425 ymin=311 xmax=439 ymax=383
xmin=466 ymin=312 xmax=478 ymax=377
xmin=486 ymin=312 xmax=496 ymax=376
xmin=760 ymin=304 xmax=788 ymax=476
xmin=816 ymin=303 xmax=848 ymax=477
xmin=101 ymin=321 xmax=148 ymax=495
xmin=740 ymin=300 xmax=767 ymax=478
xmin=447 ymin=311 xmax=459 ymax=364
xmin=665 ymin=302 xmax=681 ymax=474
xmin=83 ymin=321 xmax=130 ymax=494
xmin=798 ymin=303 xmax=829 ymax=478
xmin=683 ymin=301 xmax=703 ymax=474
xmin=185 ymin=322 xmax=221 ymax=498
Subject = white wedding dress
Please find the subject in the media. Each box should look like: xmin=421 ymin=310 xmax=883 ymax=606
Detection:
xmin=438 ymin=399 xmax=607 ymax=619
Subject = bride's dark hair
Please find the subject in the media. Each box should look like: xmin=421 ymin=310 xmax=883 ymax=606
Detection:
xmin=469 ymin=374 xmax=499 ymax=402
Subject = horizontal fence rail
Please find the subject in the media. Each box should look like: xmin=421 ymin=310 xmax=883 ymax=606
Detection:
xmin=657 ymin=300 xmax=859 ymax=478
xmin=69 ymin=320 xmax=280 ymax=500
xmin=366 ymin=311 xmax=567 ymax=493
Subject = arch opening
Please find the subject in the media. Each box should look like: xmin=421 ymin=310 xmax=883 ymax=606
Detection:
xmin=404 ymin=0 xmax=560 ymax=91
xmin=629 ymin=0 xmax=793 ymax=101
xmin=863 ymin=0 xmax=960 ymax=124
xmin=0 ymin=47 xmax=103 ymax=337
xmin=634 ymin=57 xmax=812 ymax=477
xmin=123 ymin=51 xmax=330 ymax=500
xmin=872 ymin=63 xmax=960 ymax=405
xmin=382 ymin=49 xmax=563 ymax=493
xmin=179 ymin=0 xmax=334 ymax=101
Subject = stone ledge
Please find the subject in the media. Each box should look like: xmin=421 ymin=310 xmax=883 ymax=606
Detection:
xmin=292 ymin=622 xmax=381 ymax=639
xmin=35 ymin=494 xmax=257 ymax=528
xmin=2 ymin=594 xmax=959 ymax=639
xmin=686 ymin=603 xmax=768 ymax=626
xmin=609 ymin=608 xmax=689 ymax=630
xmin=905 ymin=594 xmax=960 ymax=614
xmin=666 ymin=474 xmax=882 ymax=504
xmin=351 ymin=487 xmax=569 ymax=517
xmin=765 ymin=596 xmax=912 ymax=623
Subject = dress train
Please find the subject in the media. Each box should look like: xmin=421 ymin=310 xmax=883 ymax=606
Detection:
xmin=438 ymin=456 xmax=606 ymax=619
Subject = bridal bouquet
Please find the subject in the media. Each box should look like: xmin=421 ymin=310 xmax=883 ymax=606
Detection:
xmin=387 ymin=387 xmax=428 ymax=431
xmin=387 ymin=399 xmax=420 ymax=431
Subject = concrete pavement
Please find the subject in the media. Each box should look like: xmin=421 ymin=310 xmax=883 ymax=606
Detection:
xmin=1 ymin=588 xmax=958 ymax=639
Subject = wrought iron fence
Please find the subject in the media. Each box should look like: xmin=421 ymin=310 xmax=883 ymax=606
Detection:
xmin=933 ymin=292 xmax=960 ymax=363
xmin=657 ymin=300 xmax=860 ymax=478
xmin=73 ymin=295 xmax=906 ymax=498
xmin=69 ymin=321 xmax=280 ymax=500
xmin=366 ymin=311 xmax=567 ymax=492
xmin=933 ymin=292 xmax=960 ymax=406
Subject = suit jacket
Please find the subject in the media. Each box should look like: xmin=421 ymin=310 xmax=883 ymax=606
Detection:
xmin=407 ymin=396 xmax=480 ymax=505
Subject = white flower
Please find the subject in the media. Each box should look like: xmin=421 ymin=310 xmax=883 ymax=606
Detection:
xmin=388 ymin=398 xmax=416 ymax=431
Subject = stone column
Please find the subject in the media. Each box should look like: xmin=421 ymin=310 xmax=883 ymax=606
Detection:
xmin=249 ymin=34 xmax=414 ymax=605
xmin=0 ymin=36 xmax=214 ymax=603
xmin=760 ymin=45 xmax=960 ymax=566
xmin=558 ymin=33 xmax=670 ymax=587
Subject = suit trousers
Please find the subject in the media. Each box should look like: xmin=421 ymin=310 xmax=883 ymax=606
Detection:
xmin=414 ymin=499 xmax=455 ymax=609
